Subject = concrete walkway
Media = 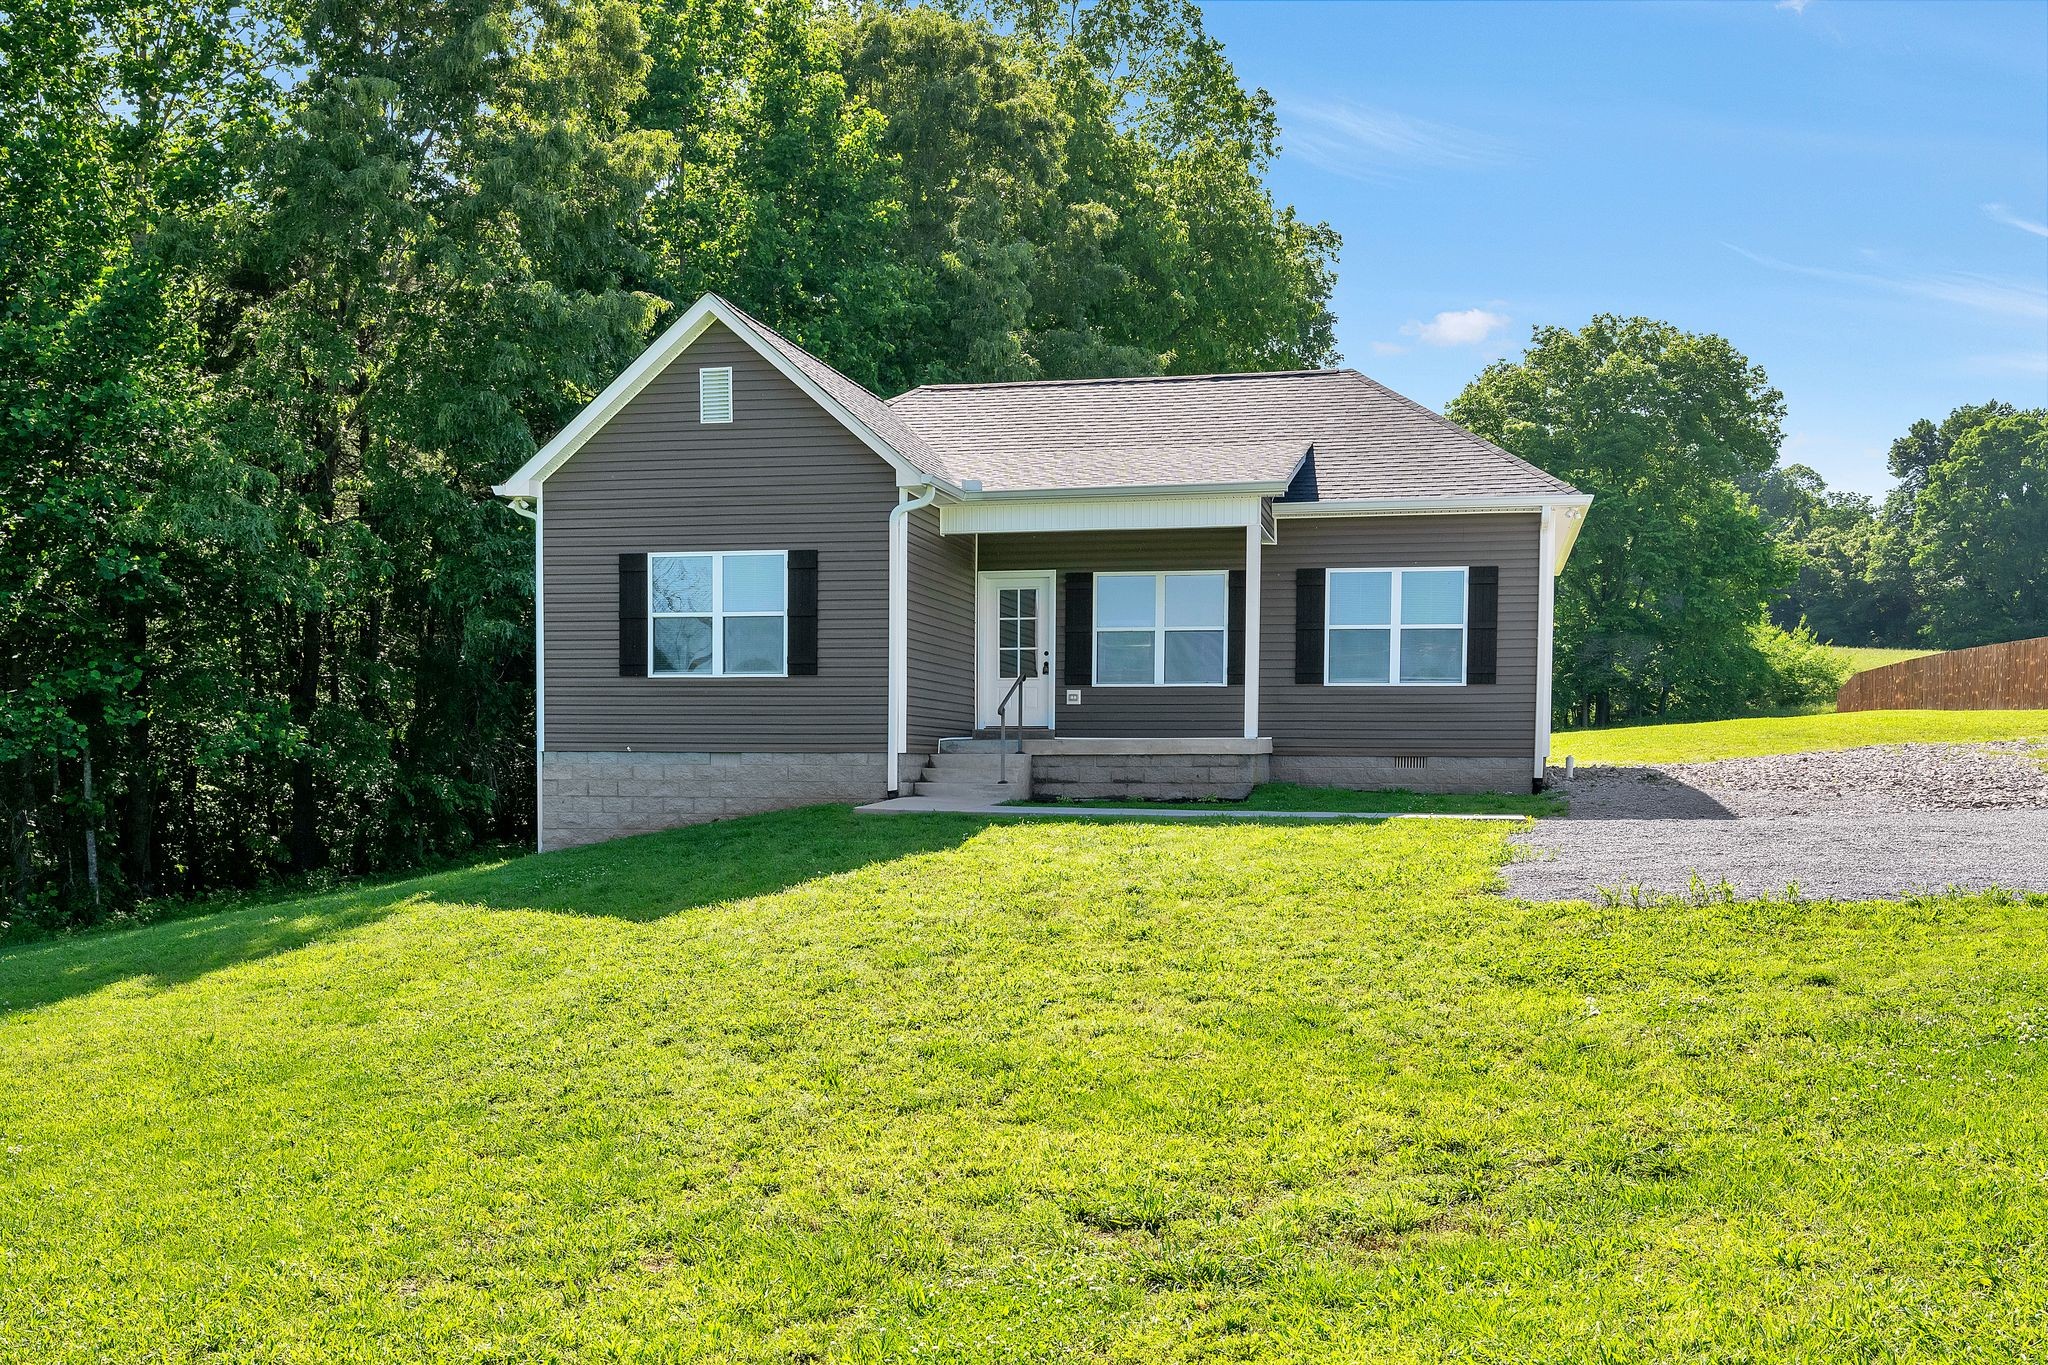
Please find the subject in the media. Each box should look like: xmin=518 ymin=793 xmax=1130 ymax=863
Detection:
xmin=855 ymin=795 xmax=1527 ymax=821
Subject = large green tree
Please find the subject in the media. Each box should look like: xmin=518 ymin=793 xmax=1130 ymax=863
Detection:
xmin=1448 ymin=316 xmax=1794 ymax=725
xmin=1912 ymin=409 xmax=2047 ymax=649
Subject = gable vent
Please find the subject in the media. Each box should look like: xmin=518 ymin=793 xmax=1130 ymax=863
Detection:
xmin=699 ymin=366 xmax=733 ymax=423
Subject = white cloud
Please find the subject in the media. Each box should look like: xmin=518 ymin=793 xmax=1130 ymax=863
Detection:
xmin=1400 ymin=309 xmax=1512 ymax=347
xmin=1281 ymin=99 xmax=1510 ymax=182
xmin=1984 ymin=202 xmax=2048 ymax=239
xmin=1726 ymin=244 xmax=2048 ymax=320
xmin=1776 ymin=0 xmax=1812 ymax=14
xmin=1367 ymin=340 xmax=1408 ymax=357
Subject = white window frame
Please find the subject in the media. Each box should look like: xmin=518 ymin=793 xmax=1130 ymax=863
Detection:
xmin=1092 ymin=570 xmax=1230 ymax=688
xmin=1325 ymin=566 xmax=1468 ymax=687
xmin=698 ymin=366 xmax=733 ymax=424
xmin=648 ymin=550 xmax=788 ymax=679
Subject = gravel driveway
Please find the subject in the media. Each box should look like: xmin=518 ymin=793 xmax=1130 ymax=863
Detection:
xmin=1508 ymin=742 xmax=2048 ymax=901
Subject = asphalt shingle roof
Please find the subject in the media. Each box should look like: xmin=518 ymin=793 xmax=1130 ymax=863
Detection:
xmin=718 ymin=301 xmax=1576 ymax=501
xmin=886 ymin=369 xmax=1578 ymax=500
xmin=715 ymin=297 xmax=959 ymax=484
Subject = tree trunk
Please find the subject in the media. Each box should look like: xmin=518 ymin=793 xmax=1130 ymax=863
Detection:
xmin=288 ymin=606 xmax=325 ymax=873
xmin=82 ymin=749 xmax=101 ymax=912
xmin=123 ymin=602 xmax=156 ymax=898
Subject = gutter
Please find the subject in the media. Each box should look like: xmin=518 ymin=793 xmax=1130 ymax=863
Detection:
xmin=886 ymin=484 xmax=939 ymax=796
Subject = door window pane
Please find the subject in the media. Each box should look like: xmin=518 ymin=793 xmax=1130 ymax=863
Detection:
xmin=1329 ymin=570 xmax=1392 ymax=626
xmin=1328 ymin=628 xmax=1391 ymax=684
xmin=1097 ymin=631 xmax=1155 ymax=684
xmin=1096 ymin=575 xmax=1156 ymax=629
xmin=1164 ymin=573 xmax=1226 ymax=628
xmin=652 ymin=616 xmax=713 ymax=675
xmin=651 ymin=556 xmax=712 ymax=614
xmin=723 ymin=615 xmax=785 ymax=674
xmin=1400 ymin=628 xmax=1463 ymax=683
xmin=722 ymin=554 xmax=786 ymax=613
xmin=1164 ymin=630 xmax=1226 ymax=684
xmin=1401 ymin=569 xmax=1465 ymax=626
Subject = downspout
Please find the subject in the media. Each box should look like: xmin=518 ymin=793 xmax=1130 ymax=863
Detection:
xmin=506 ymin=496 xmax=542 ymax=847
xmin=887 ymin=485 xmax=939 ymax=796
xmin=1535 ymin=504 xmax=1556 ymax=790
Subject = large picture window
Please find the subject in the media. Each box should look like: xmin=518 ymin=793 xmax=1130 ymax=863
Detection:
xmin=1327 ymin=567 xmax=1467 ymax=685
xmin=649 ymin=551 xmax=787 ymax=677
xmin=1094 ymin=572 xmax=1228 ymax=686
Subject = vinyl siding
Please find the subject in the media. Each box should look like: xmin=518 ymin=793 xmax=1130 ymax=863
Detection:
xmin=1262 ymin=513 xmax=1540 ymax=758
xmin=906 ymin=503 xmax=975 ymax=751
xmin=542 ymin=321 xmax=897 ymax=752
xmin=979 ymin=529 xmax=1245 ymax=738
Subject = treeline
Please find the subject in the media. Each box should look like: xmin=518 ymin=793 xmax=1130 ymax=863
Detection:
xmin=2 ymin=0 xmax=1338 ymax=929
xmin=1449 ymin=318 xmax=2045 ymax=728
xmin=1754 ymin=402 xmax=2047 ymax=652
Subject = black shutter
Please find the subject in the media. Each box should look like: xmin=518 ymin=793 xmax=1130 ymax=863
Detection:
xmin=1226 ymin=569 xmax=1247 ymax=685
xmin=1063 ymin=572 xmax=1092 ymax=687
xmin=1294 ymin=568 xmax=1325 ymax=685
xmin=618 ymin=552 xmax=648 ymax=677
xmin=787 ymin=550 xmax=819 ymax=675
xmin=1467 ymin=565 xmax=1499 ymax=685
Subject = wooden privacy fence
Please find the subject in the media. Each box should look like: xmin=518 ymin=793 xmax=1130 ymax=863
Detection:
xmin=1837 ymin=635 xmax=2048 ymax=712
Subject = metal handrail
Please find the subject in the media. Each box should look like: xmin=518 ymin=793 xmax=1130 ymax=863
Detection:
xmin=995 ymin=667 xmax=1029 ymax=784
xmin=994 ymin=650 xmax=1047 ymax=785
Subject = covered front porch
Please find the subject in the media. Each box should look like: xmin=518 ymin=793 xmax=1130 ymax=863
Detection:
xmin=888 ymin=488 xmax=1279 ymax=800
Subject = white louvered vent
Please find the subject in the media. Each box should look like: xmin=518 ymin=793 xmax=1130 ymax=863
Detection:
xmin=699 ymin=366 xmax=733 ymax=423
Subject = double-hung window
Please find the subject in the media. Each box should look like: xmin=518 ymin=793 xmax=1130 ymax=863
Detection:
xmin=1327 ymin=567 xmax=1467 ymax=685
xmin=1094 ymin=572 xmax=1228 ymax=686
xmin=649 ymin=551 xmax=787 ymax=677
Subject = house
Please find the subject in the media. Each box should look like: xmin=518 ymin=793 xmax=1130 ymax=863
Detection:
xmin=494 ymin=293 xmax=1591 ymax=850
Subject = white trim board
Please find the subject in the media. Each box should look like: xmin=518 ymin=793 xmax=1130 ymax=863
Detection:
xmin=493 ymin=294 xmax=954 ymax=499
xmin=941 ymin=493 xmax=1265 ymax=536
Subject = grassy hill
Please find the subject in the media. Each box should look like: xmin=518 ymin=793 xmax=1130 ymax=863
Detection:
xmin=3 ymin=806 xmax=2045 ymax=1360
xmin=1822 ymin=644 xmax=1938 ymax=676
xmin=1553 ymin=708 xmax=2048 ymax=766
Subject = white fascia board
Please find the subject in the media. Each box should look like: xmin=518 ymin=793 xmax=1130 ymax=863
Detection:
xmin=940 ymin=492 xmax=1265 ymax=536
xmin=1271 ymin=493 xmax=1593 ymax=519
xmin=492 ymin=293 xmax=957 ymax=499
xmin=957 ymin=478 xmax=1293 ymax=502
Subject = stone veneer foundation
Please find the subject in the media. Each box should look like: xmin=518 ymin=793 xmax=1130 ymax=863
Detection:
xmin=1268 ymin=755 xmax=1529 ymax=795
xmin=541 ymin=750 xmax=887 ymax=850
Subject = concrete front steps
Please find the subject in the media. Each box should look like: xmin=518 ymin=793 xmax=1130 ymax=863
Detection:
xmin=899 ymin=746 xmax=1030 ymax=801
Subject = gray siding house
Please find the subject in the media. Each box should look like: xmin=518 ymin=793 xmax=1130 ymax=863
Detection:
xmin=495 ymin=294 xmax=1591 ymax=849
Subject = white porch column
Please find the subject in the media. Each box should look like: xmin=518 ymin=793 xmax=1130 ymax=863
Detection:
xmin=1243 ymin=518 xmax=1263 ymax=740
xmin=887 ymin=485 xmax=938 ymax=795
xmin=1535 ymin=505 xmax=1557 ymax=783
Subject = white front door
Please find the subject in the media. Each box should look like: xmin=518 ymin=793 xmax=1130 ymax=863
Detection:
xmin=977 ymin=572 xmax=1055 ymax=730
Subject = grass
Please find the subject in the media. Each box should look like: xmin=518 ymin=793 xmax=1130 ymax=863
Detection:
xmin=3 ymin=805 xmax=2046 ymax=1360
xmin=1555 ymin=708 xmax=2048 ymax=767
xmin=1016 ymin=781 xmax=1560 ymax=816
xmin=1822 ymin=643 xmax=1938 ymax=676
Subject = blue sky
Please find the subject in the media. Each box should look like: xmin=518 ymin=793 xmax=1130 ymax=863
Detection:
xmin=1200 ymin=0 xmax=2048 ymax=496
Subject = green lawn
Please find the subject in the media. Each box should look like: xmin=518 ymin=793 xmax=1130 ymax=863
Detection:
xmin=3 ymin=807 xmax=2045 ymax=1361
xmin=1555 ymin=708 xmax=2048 ymax=767
xmin=1822 ymin=643 xmax=1938 ymax=676
xmin=1018 ymin=781 xmax=1560 ymax=816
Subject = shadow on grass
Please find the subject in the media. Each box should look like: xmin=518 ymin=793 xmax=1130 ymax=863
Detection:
xmin=0 ymin=806 xmax=988 ymax=1018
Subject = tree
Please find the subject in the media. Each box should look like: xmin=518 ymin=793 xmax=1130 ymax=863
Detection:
xmin=1447 ymin=316 xmax=1793 ymax=725
xmin=1912 ymin=410 xmax=2047 ymax=649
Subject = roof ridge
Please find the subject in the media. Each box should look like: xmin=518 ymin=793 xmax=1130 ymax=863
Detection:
xmin=891 ymin=367 xmax=1345 ymax=399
